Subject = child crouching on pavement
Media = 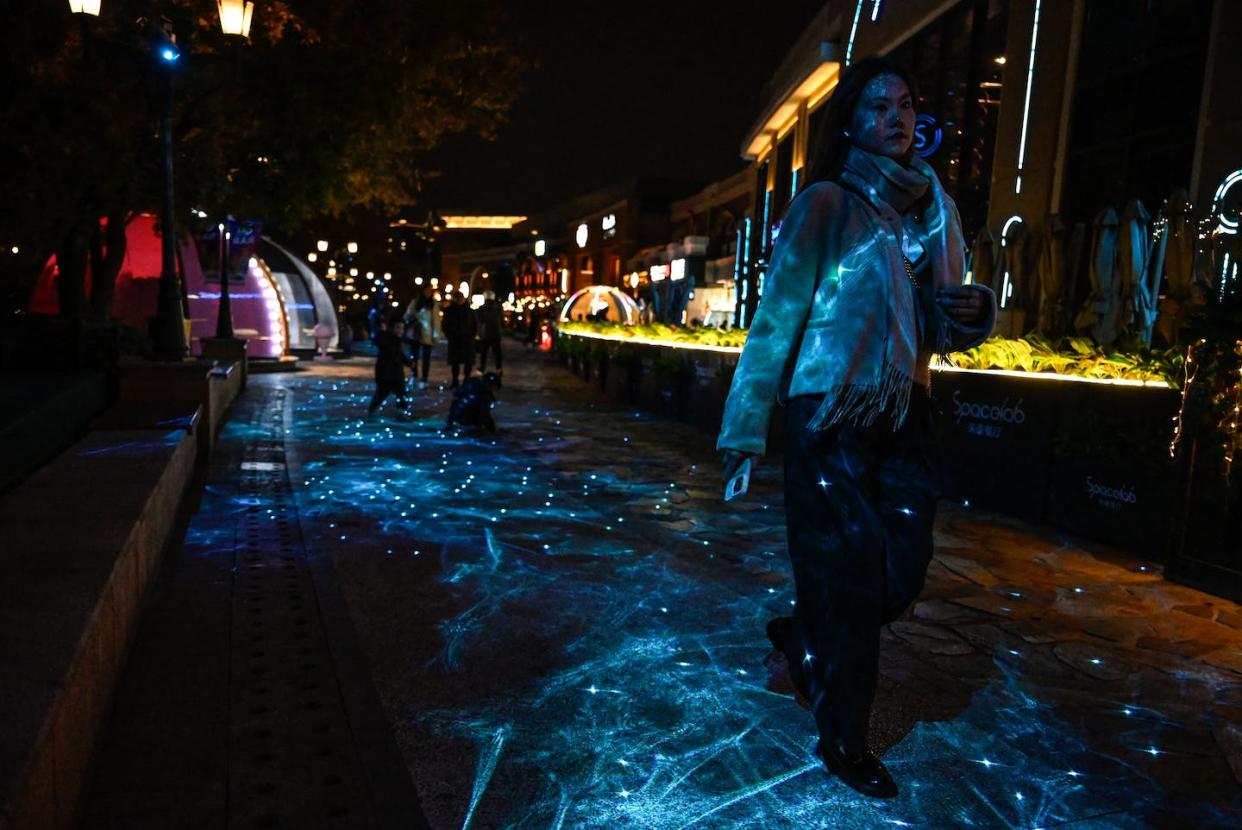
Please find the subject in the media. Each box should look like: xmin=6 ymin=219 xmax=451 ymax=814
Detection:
xmin=445 ymin=372 xmax=500 ymax=433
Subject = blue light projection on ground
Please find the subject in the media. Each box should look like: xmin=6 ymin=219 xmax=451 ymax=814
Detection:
xmin=275 ymin=361 xmax=1242 ymax=829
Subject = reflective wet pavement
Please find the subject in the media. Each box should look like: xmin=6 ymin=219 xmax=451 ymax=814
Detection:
xmin=89 ymin=343 xmax=1242 ymax=829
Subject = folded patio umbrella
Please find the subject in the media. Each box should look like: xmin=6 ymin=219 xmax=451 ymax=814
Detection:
xmin=1136 ymin=205 xmax=1167 ymax=347
xmin=1065 ymin=221 xmax=1089 ymax=319
xmin=998 ymin=220 xmax=1030 ymax=334
xmin=1155 ymin=189 xmax=1197 ymax=345
xmin=968 ymin=226 xmax=997 ymax=291
xmin=1035 ymin=215 xmax=1067 ymax=337
xmin=1117 ymin=198 xmax=1152 ymax=340
xmin=1074 ymin=206 xmax=1120 ymax=344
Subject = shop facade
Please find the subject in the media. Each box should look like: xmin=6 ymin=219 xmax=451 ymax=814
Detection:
xmin=738 ymin=0 xmax=1238 ymax=335
xmin=716 ymin=0 xmax=1242 ymax=593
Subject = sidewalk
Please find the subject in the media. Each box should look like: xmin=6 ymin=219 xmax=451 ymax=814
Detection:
xmin=85 ymin=344 xmax=1242 ymax=828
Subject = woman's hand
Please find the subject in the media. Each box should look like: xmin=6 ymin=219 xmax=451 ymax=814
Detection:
xmin=722 ymin=449 xmax=755 ymax=486
xmin=937 ymin=286 xmax=988 ymax=326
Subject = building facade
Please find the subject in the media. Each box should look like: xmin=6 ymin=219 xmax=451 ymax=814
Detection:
xmin=738 ymin=0 xmax=1240 ymax=333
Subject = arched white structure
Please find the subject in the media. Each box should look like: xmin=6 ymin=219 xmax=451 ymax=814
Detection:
xmin=256 ymin=237 xmax=340 ymax=352
xmin=559 ymin=285 xmax=640 ymax=325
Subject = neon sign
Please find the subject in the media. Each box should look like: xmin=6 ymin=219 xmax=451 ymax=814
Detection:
xmin=913 ymin=114 xmax=943 ymax=158
xmin=1212 ymin=169 xmax=1242 ymax=235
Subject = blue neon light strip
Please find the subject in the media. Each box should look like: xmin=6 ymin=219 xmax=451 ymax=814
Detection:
xmin=1016 ymin=0 xmax=1042 ymax=194
xmin=846 ymin=0 xmax=866 ymax=66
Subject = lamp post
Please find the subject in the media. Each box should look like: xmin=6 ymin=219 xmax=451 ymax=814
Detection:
xmin=68 ymin=1 xmax=257 ymax=360
xmin=214 ymin=222 xmax=234 ymax=338
xmin=150 ymin=16 xmax=187 ymax=360
xmin=212 ymin=2 xmax=254 ymax=341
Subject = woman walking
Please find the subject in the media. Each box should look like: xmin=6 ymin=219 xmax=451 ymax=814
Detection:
xmin=404 ymin=287 xmax=438 ymax=389
xmin=718 ymin=56 xmax=995 ymax=799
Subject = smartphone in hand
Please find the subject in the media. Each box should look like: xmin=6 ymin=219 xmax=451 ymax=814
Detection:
xmin=724 ymin=457 xmax=752 ymax=502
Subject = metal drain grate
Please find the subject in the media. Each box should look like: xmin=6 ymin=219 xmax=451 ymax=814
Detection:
xmin=227 ymin=388 xmax=374 ymax=829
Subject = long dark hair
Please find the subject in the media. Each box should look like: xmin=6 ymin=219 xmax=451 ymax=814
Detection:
xmin=803 ymin=56 xmax=921 ymax=187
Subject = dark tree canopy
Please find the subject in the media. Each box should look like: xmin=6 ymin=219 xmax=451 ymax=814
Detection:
xmin=0 ymin=0 xmax=526 ymax=318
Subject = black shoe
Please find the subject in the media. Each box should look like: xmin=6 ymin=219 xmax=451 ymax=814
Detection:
xmin=766 ymin=617 xmax=810 ymax=703
xmin=815 ymin=738 xmax=898 ymax=799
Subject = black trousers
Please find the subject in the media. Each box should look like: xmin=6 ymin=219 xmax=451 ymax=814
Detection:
xmin=782 ymin=389 xmax=941 ymax=750
xmin=368 ymin=377 xmax=407 ymax=413
xmin=411 ymin=343 xmax=432 ymax=381
xmin=477 ymin=337 xmax=503 ymax=371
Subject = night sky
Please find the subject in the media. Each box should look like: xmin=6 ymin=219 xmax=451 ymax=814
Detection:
xmin=418 ymin=1 xmax=826 ymax=215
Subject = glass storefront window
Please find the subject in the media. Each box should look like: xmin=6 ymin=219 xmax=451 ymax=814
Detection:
xmin=1060 ymin=0 xmax=1213 ymax=225
xmin=888 ymin=0 xmax=1009 ymax=239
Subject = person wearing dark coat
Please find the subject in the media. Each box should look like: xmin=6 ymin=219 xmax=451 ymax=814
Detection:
xmin=475 ymin=290 xmax=505 ymax=374
xmin=444 ymin=372 xmax=499 ymax=433
xmin=441 ymin=294 xmax=478 ymax=388
xmin=367 ymin=319 xmax=413 ymax=416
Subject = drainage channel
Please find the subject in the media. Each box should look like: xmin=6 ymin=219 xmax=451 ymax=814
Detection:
xmin=228 ymin=385 xmax=374 ymax=829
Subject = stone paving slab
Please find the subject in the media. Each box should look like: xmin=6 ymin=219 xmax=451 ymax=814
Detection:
xmin=253 ymin=347 xmax=1242 ymax=829
xmin=81 ymin=384 xmax=425 ymax=830
xmin=61 ymin=345 xmax=1242 ymax=829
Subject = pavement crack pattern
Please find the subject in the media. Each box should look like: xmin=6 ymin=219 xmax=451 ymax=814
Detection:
xmin=249 ymin=350 xmax=1242 ymax=829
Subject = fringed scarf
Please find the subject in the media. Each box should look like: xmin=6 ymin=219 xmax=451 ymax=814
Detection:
xmin=806 ymin=145 xmax=964 ymax=432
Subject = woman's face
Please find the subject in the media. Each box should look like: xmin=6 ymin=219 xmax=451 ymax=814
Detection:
xmin=848 ymin=73 xmax=915 ymax=160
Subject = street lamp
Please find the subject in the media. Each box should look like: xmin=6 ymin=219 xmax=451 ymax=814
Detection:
xmin=347 ymin=241 xmax=359 ymax=254
xmin=316 ymin=239 xmax=329 ymax=252
xmin=209 ymin=2 xmax=258 ymax=345
xmin=149 ymin=15 xmax=189 ymax=359
xmin=216 ymin=0 xmax=255 ymax=39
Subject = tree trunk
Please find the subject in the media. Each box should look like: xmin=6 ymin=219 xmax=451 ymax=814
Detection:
xmin=87 ymin=211 xmax=128 ymax=320
xmin=55 ymin=218 xmax=91 ymax=319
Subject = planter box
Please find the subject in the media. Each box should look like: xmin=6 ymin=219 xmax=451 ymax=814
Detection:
xmin=1044 ymin=385 xmax=1180 ymax=559
xmin=934 ymin=372 xmax=1061 ymax=523
xmin=684 ymin=353 xmax=732 ymax=433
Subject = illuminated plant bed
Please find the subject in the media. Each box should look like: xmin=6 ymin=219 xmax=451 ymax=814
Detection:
xmin=556 ymin=324 xmax=1182 ymax=558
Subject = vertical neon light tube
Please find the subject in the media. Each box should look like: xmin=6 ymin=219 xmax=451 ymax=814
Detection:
xmin=1015 ymin=0 xmax=1042 ymax=195
xmin=999 ymin=215 xmax=1024 ymax=309
xmin=742 ymin=218 xmax=751 ymax=275
xmin=761 ymin=191 xmax=772 ymax=252
xmin=871 ymin=0 xmax=883 ymax=22
xmin=846 ymin=0 xmax=866 ymax=66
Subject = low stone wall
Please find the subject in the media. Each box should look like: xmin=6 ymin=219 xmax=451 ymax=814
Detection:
xmin=0 ymin=429 xmax=196 ymax=829
xmin=0 ymin=372 xmax=111 ymax=495
xmin=0 ymin=358 xmax=247 ymax=828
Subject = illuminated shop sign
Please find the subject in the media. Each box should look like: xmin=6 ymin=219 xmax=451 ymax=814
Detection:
xmin=650 ymin=264 xmax=669 ymax=282
xmin=1213 ymin=169 xmax=1242 ymax=235
xmin=913 ymin=114 xmax=943 ymax=158
xmin=670 ymin=259 xmax=687 ymax=281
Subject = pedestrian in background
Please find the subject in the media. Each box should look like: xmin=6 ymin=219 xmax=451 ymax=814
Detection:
xmin=718 ymin=56 xmax=994 ymax=800
xmin=476 ymin=289 xmax=504 ymax=378
xmin=404 ymin=287 xmax=437 ymax=389
xmin=441 ymin=291 xmax=478 ymax=388
xmin=367 ymin=317 xmax=413 ymax=417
